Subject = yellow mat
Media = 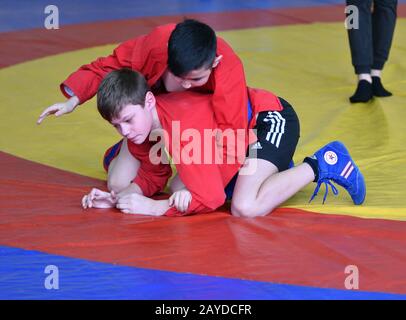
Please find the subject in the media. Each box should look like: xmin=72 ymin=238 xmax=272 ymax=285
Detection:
xmin=1 ymin=21 xmax=405 ymax=220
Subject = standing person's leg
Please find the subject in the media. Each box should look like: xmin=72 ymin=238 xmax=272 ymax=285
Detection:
xmin=346 ymin=0 xmax=374 ymax=103
xmin=371 ymin=0 xmax=398 ymax=97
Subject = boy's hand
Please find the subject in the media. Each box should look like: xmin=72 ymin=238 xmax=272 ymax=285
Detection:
xmin=82 ymin=188 xmax=117 ymax=209
xmin=37 ymin=96 xmax=79 ymax=124
xmin=116 ymin=193 xmax=165 ymax=216
xmin=169 ymin=189 xmax=192 ymax=213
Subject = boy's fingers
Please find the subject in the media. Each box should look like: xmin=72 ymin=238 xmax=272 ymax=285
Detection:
xmin=180 ymin=193 xmax=187 ymax=211
xmin=177 ymin=195 xmax=183 ymax=211
xmin=183 ymin=197 xmax=190 ymax=212
xmin=39 ymin=105 xmax=58 ymax=118
xmin=174 ymin=194 xmax=180 ymax=209
xmin=87 ymin=195 xmax=93 ymax=208
xmin=37 ymin=112 xmax=53 ymax=124
xmin=38 ymin=109 xmax=51 ymax=119
xmin=116 ymin=203 xmax=129 ymax=210
xmin=89 ymin=188 xmax=100 ymax=199
xmin=168 ymin=194 xmax=174 ymax=206
xmin=55 ymin=110 xmax=64 ymax=117
xmin=82 ymin=195 xmax=87 ymax=209
xmin=93 ymin=189 xmax=106 ymax=198
xmin=183 ymin=197 xmax=189 ymax=212
xmin=36 ymin=116 xmax=45 ymax=125
xmin=116 ymin=198 xmax=126 ymax=205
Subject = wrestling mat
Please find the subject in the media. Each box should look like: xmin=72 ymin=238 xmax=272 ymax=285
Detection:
xmin=0 ymin=0 xmax=405 ymax=299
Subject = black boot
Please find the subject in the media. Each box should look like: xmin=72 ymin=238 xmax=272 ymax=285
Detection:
xmin=372 ymin=76 xmax=392 ymax=97
xmin=349 ymin=80 xmax=373 ymax=103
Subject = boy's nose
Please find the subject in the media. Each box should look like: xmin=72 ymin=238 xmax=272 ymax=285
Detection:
xmin=181 ymin=81 xmax=192 ymax=89
xmin=120 ymin=124 xmax=130 ymax=136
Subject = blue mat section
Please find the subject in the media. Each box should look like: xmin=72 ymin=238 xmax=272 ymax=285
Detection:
xmin=1 ymin=246 xmax=405 ymax=300
xmin=0 ymin=0 xmax=345 ymax=33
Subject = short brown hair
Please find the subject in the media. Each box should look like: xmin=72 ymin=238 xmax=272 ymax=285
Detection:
xmin=97 ymin=69 xmax=149 ymax=122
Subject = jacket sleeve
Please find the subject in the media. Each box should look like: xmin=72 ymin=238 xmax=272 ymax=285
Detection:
xmin=164 ymin=159 xmax=226 ymax=217
xmin=61 ymin=38 xmax=137 ymax=103
xmin=127 ymin=140 xmax=173 ymax=197
xmin=60 ymin=24 xmax=174 ymax=104
xmin=212 ymin=38 xmax=248 ymax=132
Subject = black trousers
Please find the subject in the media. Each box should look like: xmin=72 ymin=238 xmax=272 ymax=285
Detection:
xmin=346 ymin=0 xmax=398 ymax=74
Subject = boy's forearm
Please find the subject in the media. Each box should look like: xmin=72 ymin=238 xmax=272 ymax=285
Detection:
xmin=116 ymin=191 xmax=170 ymax=216
xmin=68 ymin=95 xmax=80 ymax=107
xmin=150 ymin=199 xmax=171 ymax=216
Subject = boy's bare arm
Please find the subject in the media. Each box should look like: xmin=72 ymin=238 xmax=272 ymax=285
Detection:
xmin=116 ymin=193 xmax=170 ymax=216
xmin=37 ymin=95 xmax=79 ymax=124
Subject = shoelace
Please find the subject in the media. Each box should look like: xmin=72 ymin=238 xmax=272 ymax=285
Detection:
xmin=309 ymin=179 xmax=339 ymax=204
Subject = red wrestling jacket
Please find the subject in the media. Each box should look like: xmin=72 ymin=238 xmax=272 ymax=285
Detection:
xmin=62 ymin=24 xmax=250 ymax=182
xmin=128 ymin=89 xmax=283 ymax=217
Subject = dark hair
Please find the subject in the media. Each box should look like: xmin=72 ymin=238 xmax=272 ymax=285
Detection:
xmin=97 ymin=69 xmax=149 ymax=122
xmin=168 ymin=19 xmax=217 ymax=77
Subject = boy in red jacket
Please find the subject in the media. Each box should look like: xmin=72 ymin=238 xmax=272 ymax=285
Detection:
xmin=37 ymin=19 xmax=248 ymax=183
xmin=37 ymin=19 xmax=365 ymax=216
xmin=82 ymin=69 xmax=366 ymax=217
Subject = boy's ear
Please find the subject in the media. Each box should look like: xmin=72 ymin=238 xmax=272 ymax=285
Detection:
xmin=145 ymin=91 xmax=156 ymax=110
xmin=212 ymin=55 xmax=223 ymax=68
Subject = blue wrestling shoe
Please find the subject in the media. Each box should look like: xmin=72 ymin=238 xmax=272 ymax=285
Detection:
xmin=310 ymin=141 xmax=366 ymax=205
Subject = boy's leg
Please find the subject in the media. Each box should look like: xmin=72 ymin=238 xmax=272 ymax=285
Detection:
xmin=232 ymin=141 xmax=367 ymax=218
xmin=104 ymin=138 xmax=141 ymax=193
xmin=231 ymin=98 xmax=301 ymax=217
xmin=231 ymin=99 xmax=366 ymax=217
xmin=231 ymin=160 xmax=314 ymax=217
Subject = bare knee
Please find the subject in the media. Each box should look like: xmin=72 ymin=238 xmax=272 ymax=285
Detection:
xmin=231 ymin=199 xmax=276 ymax=218
xmin=231 ymin=200 xmax=258 ymax=218
xmin=107 ymin=177 xmax=131 ymax=194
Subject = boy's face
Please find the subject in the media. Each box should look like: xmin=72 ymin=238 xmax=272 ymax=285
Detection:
xmin=110 ymin=102 xmax=153 ymax=145
xmin=164 ymin=55 xmax=223 ymax=92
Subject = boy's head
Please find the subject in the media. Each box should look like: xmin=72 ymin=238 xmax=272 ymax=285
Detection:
xmin=166 ymin=19 xmax=222 ymax=90
xmin=97 ymin=69 xmax=156 ymax=144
